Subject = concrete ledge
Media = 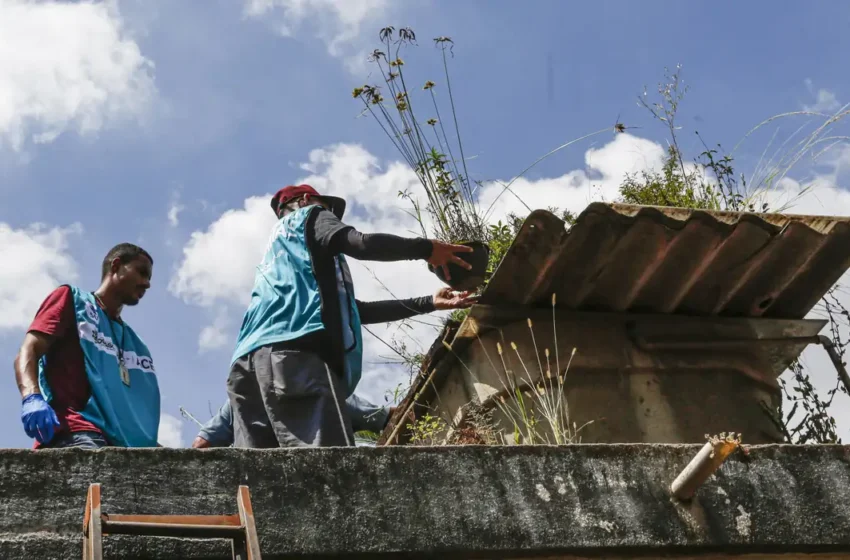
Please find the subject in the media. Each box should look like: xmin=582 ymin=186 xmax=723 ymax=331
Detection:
xmin=1 ymin=445 xmax=849 ymax=559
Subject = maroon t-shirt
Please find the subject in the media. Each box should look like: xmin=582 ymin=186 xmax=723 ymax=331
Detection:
xmin=28 ymin=286 xmax=102 ymax=447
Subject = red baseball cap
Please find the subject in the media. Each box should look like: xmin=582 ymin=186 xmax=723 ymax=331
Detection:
xmin=270 ymin=184 xmax=346 ymax=219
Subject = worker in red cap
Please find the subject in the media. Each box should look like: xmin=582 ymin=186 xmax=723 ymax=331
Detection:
xmin=227 ymin=184 xmax=476 ymax=448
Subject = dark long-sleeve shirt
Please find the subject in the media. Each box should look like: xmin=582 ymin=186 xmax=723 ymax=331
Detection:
xmin=330 ymin=228 xmax=433 ymax=262
xmin=285 ymin=207 xmax=437 ymax=374
xmin=357 ymin=296 xmax=435 ymax=324
xmin=327 ymin=218 xmax=436 ymax=323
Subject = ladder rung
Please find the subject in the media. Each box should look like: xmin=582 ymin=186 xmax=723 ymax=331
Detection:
xmin=83 ymin=484 xmax=262 ymax=559
xmin=106 ymin=514 xmax=241 ymax=527
xmin=103 ymin=520 xmax=246 ymax=539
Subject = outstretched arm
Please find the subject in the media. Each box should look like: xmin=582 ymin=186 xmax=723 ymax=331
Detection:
xmin=356 ymin=296 xmax=434 ymax=325
xmin=311 ymin=209 xmax=474 ymax=281
xmin=192 ymin=399 xmax=233 ymax=448
xmin=331 ymin=228 xmax=433 ymax=262
xmin=356 ymin=288 xmax=477 ymax=325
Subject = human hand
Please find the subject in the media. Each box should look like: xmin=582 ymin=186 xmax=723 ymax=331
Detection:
xmin=433 ymin=287 xmax=478 ymax=310
xmin=427 ymin=240 xmax=473 ymax=281
xmin=21 ymin=394 xmax=60 ymax=444
xmin=191 ymin=436 xmax=211 ymax=449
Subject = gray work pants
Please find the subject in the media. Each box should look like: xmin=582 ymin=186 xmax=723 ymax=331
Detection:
xmin=227 ymin=343 xmax=355 ymax=448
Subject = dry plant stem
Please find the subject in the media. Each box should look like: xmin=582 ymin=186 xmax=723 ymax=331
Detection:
xmin=552 ymin=294 xmax=560 ymax=379
xmin=484 ymin=127 xmax=611 ymax=220
xmin=495 ymin=342 xmax=534 ymax=443
xmin=733 ymin=108 xmax=849 ymax=157
xmin=384 ymin=367 xmax=438 ymax=446
xmin=415 ymin=296 xmax=591 ymax=446
xmin=511 ymin=343 xmax=538 ymax=391
xmin=476 ymin=336 xmax=501 ymax=376
xmin=375 ymin=32 xmax=482 ymax=240
xmin=496 ymin=341 xmax=516 ymax=390
xmin=452 ymin=340 xmax=529 ymax=442
xmin=464 ymin=299 xmax=588 ymax=445
xmin=528 ymin=319 xmax=544 ymax=379
xmin=439 ymin=43 xmax=472 ymax=199
xmin=428 ymin=89 xmax=463 ymax=190
xmin=735 ymin=104 xmax=850 ymax=196
xmin=511 ymin=343 xmax=538 ymax=443
xmin=640 ymin=67 xmax=689 ymax=183
xmin=555 ymin=348 xmax=577 ymax=439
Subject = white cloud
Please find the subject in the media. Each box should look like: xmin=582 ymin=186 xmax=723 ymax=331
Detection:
xmin=242 ymin=0 xmax=389 ymax=65
xmin=0 ymin=0 xmax=155 ymax=152
xmin=478 ymin=133 xmax=666 ymax=221
xmin=169 ymin=196 xmax=278 ymax=307
xmin=0 ymin=222 xmax=82 ymax=331
xmin=803 ymin=78 xmax=841 ymax=113
xmin=198 ymin=313 xmax=232 ymax=353
xmin=167 ymin=184 xmax=186 ymax=228
xmin=167 ymin=192 xmax=184 ymax=227
xmin=157 ymin=413 xmax=184 ymax=447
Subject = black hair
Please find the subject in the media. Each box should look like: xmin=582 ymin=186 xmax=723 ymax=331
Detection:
xmin=102 ymin=243 xmax=153 ymax=279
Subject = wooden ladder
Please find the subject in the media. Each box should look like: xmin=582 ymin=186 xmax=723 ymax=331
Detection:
xmin=82 ymin=483 xmax=261 ymax=560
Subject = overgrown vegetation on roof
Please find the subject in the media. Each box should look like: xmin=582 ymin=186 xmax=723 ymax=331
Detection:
xmin=355 ymin=28 xmax=849 ymax=446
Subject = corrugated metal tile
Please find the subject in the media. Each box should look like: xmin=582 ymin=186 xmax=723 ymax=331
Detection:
xmin=482 ymin=202 xmax=850 ymax=320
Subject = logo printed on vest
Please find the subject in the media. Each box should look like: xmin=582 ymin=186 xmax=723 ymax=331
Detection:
xmin=81 ymin=323 xmax=118 ymax=354
xmin=85 ymin=301 xmax=100 ymax=324
xmin=125 ymin=352 xmax=156 ymax=373
xmin=78 ymin=323 xmax=156 ymax=374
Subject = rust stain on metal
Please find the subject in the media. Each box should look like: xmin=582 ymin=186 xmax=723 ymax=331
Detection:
xmin=483 ymin=203 xmax=850 ymax=319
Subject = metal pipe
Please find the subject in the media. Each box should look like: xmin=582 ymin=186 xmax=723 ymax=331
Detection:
xmin=817 ymin=335 xmax=850 ymax=397
xmin=671 ymin=436 xmax=740 ymax=501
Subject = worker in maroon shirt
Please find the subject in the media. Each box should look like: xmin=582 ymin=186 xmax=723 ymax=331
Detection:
xmin=14 ymin=243 xmax=159 ymax=449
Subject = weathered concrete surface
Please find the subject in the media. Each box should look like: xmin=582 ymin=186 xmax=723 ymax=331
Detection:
xmin=420 ymin=310 xmax=829 ymax=446
xmin=1 ymin=445 xmax=849 ymax=559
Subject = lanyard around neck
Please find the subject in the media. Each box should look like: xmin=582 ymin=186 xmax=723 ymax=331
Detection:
xmin=94 ymin=293 xmax=125 ymax=360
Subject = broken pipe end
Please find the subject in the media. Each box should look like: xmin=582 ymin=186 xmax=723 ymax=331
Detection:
xmin=671 ymin=434 xmax=740 ymax=501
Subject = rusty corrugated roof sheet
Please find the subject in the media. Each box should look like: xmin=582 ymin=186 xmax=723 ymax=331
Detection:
xmin=481 ymin=202 xmax=850 ymax=319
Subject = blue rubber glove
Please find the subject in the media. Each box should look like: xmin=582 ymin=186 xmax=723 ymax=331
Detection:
xmin=21 ymin=394 xmax=60 ymax=444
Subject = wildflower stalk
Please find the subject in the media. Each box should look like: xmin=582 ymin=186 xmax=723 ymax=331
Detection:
xmin=353 ymin=29 xmax=486 ymax=244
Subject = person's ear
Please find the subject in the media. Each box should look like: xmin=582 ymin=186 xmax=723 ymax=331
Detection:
xmin=300 ymin=194 xmax=310 ymax=207
xmin=110 ymin=257 xmax=122 ymax=276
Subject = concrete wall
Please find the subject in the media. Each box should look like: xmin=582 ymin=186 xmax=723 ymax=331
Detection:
xmin=1 ymin=445 xmax=849 ymax=559
xmin=431 ymin=312 xmax=822 ymax=445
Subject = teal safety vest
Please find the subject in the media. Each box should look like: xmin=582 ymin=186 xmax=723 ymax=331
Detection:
xmin=232 ymin=205 xmax=364 ymax=396
xmin=39 ymin=286 xmax=161 ymax=447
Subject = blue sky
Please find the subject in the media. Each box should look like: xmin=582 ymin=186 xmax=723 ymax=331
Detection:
xmin=2 ymin=0 xmax=850 ymax=448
